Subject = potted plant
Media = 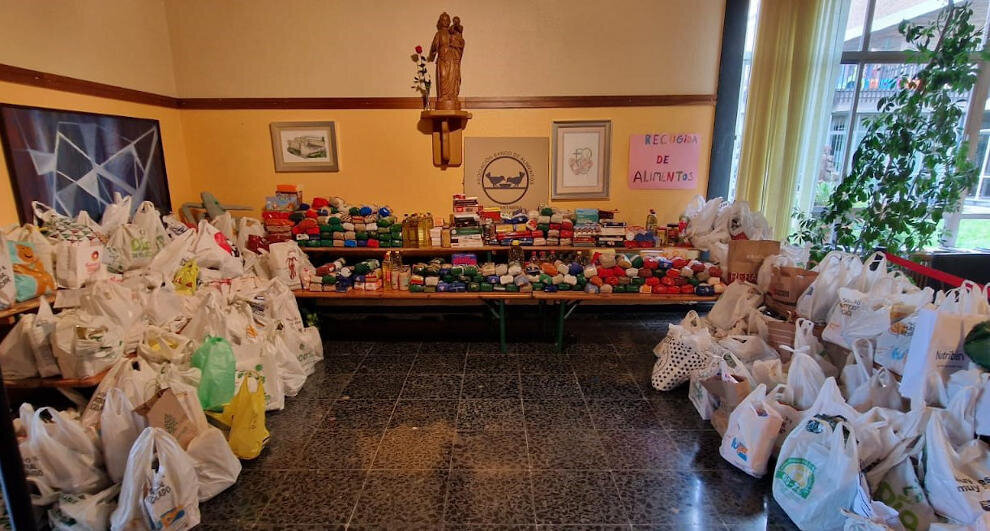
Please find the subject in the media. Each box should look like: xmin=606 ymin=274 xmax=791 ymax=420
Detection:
xmin=792 ymin=2 xmax=988 ymax=258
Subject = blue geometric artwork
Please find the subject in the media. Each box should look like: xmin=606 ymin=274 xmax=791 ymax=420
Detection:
xmin=1 ymin=104 xmax=170 ymax=223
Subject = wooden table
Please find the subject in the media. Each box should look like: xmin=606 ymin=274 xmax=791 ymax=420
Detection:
xmin=294 ymin=289 xmax=716 ymax=352
xmin=0 ymin=294 xmax=55 ymax=326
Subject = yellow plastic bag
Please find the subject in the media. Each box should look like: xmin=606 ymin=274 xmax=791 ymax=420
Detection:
xmin=172 ymin=260 xmax=199 ymax=295
xmin=215 ymin=372 xmax=269 ymax=459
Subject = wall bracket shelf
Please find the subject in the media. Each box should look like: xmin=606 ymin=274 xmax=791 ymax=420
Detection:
xmin=420 ymin=109 xmax=471 ymax=167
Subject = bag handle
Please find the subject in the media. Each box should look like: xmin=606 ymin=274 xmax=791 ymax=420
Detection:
xmin=31 ymin=201 xmax=57 ymax=224
xmin=850 ymin=338 xmax=874 ymax=382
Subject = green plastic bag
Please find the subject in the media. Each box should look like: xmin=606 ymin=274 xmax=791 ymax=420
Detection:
xmin=191 ymin=336 xmax=236 ymax=411
xmin=964 ymin=320 xmax=990 ymax=370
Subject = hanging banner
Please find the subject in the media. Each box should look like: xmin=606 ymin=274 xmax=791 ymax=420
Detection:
xmin=464 ymin=137 xmax=549 ymax=210
xmin=628 ymin=133 xmax=702 ymax=189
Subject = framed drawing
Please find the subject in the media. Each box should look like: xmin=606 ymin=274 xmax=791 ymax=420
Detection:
xmin=551 ymin=120 xmax=611 ymax=199
xmin=0 ymin=104 xmax=171 ymax=223
xmin=270 ymin=121 xmax=339 ymax=172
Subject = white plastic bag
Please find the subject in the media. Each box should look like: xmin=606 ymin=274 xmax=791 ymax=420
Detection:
xmin=80 ymin=281 xmax=142 ymax=352
xmin=234 ymin=341 xmax=284 ymax=411
xmin=54 ymin=239 xmax=105 ymax=289
xmin=100 ymin=388 xmax=147 ymax=483
xmin=192 ymin=219 xmax=243 ymax=279
xmin=51 ymin=310 xmax=124 ymax=379
xmin=267 ymin=328 xmax=307 ymax=396
xmin=236 ymin=216 xmax=265 ymax=254
xmin=6 ymin=224 xmax=55 ymax=278
xmin=267 ymin=240 xmax=308 ymax=290
xmin=651 ymin=311 xmax=718 ymax=391
xmin=25 ymin=406 xmax=109 ymax=494
xmin=211 ymin=212 xmax=237 ymax=242
xmin=752 ymin=358 xmax=787 ymax=389
xmin=787 ymin=350 xmax=826 ymax=410
xmin=105 ymin=223 xmax=155 ymax=273
xmin=796 ymin=251 xmax=865 ymax=323
xmin=132 ymin=200 xmax=168 ymax=253
xmin=865 ymin=438 xmax=934 ymax=531
xmin=48 ymin=483 xmax=120 ymax=531
xmin=923 ymin=412 xmax=990 ymax=528
xmin=720 ymin=384 xmax=783 ymax=477
xmin=185 ymin=427 xmax=241 ymax=502
xmin=81 ymin=357 xmax=159 ymax=429
xmin=99 ymin=193 xmax=132 ymax=234
xmin=0 ymin=313 xmax=40 ymax=379
xmin=138 ymin=326 xmax=194 ymax=365
xmin=688 ymin=376 xmax=717 ymax=420
xmin=162 ymin=213 xmax=190 ymax=240
xmin=27 ymin=296 xmax=60 ymax=377
xmin=707 ymin=281 xmax=763 ymax=331
xmin=110 ymin=427 xmax=201 ymax=531
xmin=773 ymin=414 xmax=860 ymax=530
xmin=718 ymin=335 xmax=778 ymax=364
xmin=148 ymin=229 xmax=196 ymax=280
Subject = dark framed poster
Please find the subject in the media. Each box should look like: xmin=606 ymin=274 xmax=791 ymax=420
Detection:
xmin=0 ymin=104 xmax=170 ymax=223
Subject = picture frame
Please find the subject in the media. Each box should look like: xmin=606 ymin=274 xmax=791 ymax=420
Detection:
xmin=270 ymin=121 xmax=339 ymax=172
xmin=551 ymin=120 xmax=611 ymax=199
xmin=0 ymin=103 xmax=171 ymax=222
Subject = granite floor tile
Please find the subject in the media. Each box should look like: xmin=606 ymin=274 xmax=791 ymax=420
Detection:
xmin=468 ymin=342 xmax=509 ymax=356
xmin=516 ymin=354 xmax=573 ymax=374
xmin=526 ymin=430 xmax=608 ymax=470
xmin=356 ymin=354 xmax=416 ymax=374
xmin=264 ymin=399 xmax=332 ymax=439
xmin=568 ymin=353 xmax=626 ymax=374
xmin=576 ymin=373 xmax=644 ymax=400
xmin=462 ymin=373 xmax=521 ymax=399
xmin=649 ymin=395 xmax=711 ymax=430
xmin=198 ymin=468 xmax=283 ymax=524
xmin=444 ymin=470 xmax=536 ymax=525
xmin=506 ymin=342 xmax=556 ymax=355
xmin=372 ymin=426 xmax=454 ymax=469
xmin=321 ymin=399 xmax=395 ymax=430
xmin=666 ymin=429 xmax=736 ymax=472
xmin=611 ymin=471 xmax=724 ymax=528
xmin=388 ymin=399 xmax=458 ymax=429
xmin=411 ymin=353 xmax=467 ymax=374
xmin=301 ymin=429 xmax=382 ymax=469
xmin=244 ymin=435 xmax=308 ymax=470
xmin=322 ymin=340 xmax=375 ymax=356
xmin=596 ymin=430 xmax=686 ymax=471
xmin=367 ymin=342 xmax=422 ymax=356
xmin=400 ymin=373 xmax=463 ymax=399
xmin=465 ymin=354 xmax=520 ymax=374
xmin=340 ymin=372 xmax=408 ymax=399
xmin=586 ymin=400 xmax=663 ymax=430
xmin=319 ymin=355 xmax=366 ymax=374
xmin=519 ymin=374 xmax=583 ymax=400
xmin=521 ymin=400 xmax=593 ymax=431
xmin=421 ymin=341 xmax=471 ymax=355
xmin=530 ymin=470 xmax=628 ymax=525
xmin=291 ymin=373 xmax=352 ymax=401
xmin=350 ymin=470 xmax=448 ymax=526
xmin=452 ymin=430 xmax=530 ymax=470
xmin=258 ymin=470 xmax=364 ymax=525
xmin=458 ymin=399 xmax=526 ymax=431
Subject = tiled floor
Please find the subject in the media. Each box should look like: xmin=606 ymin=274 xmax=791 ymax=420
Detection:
xmin=199 ymin=306 xmax=798 ymax=530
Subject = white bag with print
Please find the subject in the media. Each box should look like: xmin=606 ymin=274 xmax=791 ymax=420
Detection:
xmin=132 ymin=200 xmax=169 ymax=253
xmin=0 ymin=313 xmax=39 ymax=379
xmin=267 ymin=240 xmax=308 ymax=290
xmin=651 ymin=311 xmax=718 ymax=391
xmin=54 ymin=239 xmax=105 ymax=289
xmin=99 ymin=193 xmax=132 ymax=234
xmin=100 ymin=388 xmax=147 ymax=483
xmin=48 ymin=483 xmax=120 ymax=531
xmin=185 ymin=427 xmax=241 ymax=502
xmin=773 ymin=414 xmax=860 ymax=530
xmin=236 ymin=216 xmax=265 ymax=254
xmin=51 ymin=311 xmax=124 ymax=379
xmin=192 ymin=219 xmax=242 ymax=278
xmin=796 ymin=251 xmax=865 ymax=323
xmin=923 ymin=412 xmax=990 ymax=528
xmin=25 ymin=406 xmax=109 ymax=494
xmin=110 ymin=427 xmax=201 ymax=531
xmin=81 ymin=357 xmax=159 ymax=429
xmin=720 ymin=384 xmax=783 ymax=478
xmin=707 ymin=281 xmax=763 ymax=331
xmin=233 ymin=341 xmax=284 ymax=411
xmin=6 ymin=224 xmax=55 ymax=277
xmin=105 ymin=223 xmax=155 ymax=273
xmin=27 ymin=296 xmax=60 ymax=377
xmin=148 ymin=229 xmax=196 ymax=280
xmin=865 ymin=438 xmax=934 ymax=531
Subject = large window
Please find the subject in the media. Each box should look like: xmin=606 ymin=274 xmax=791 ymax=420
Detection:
xmin=731 ymin=0 xmax=990 ymax=248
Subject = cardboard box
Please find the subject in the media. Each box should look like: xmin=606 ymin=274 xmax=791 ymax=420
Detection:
xmin=725 ymin=240 xmax=781 ymax=283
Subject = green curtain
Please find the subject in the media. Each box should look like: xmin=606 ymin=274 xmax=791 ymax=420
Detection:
xmin=735 ymin=0 xmax=849 ymax=239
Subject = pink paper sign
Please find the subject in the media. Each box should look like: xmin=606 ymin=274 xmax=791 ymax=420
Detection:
xmin=628 ymin=133 xmax=702 ymax=189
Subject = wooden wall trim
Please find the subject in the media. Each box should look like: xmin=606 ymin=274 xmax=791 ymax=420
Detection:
xmin=0 ymin=64 xmax=181 ymax=108
xmin=1 ymin=64 xmax=715 ymax=110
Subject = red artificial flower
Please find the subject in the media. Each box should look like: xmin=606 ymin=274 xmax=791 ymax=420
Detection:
xmin=415 ymin=45 xmax=423 ymax=54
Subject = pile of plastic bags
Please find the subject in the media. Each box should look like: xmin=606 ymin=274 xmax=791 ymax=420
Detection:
xmin=0 ymin=195 xmax=324 ymax=530
xmin=651 ymin=249 xmax=990 ymax=530
xmin=682 ymin=196 xmax=774 ymax=265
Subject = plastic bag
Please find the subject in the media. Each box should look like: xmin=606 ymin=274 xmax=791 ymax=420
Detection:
xmin=266 ymin=329 xmax=307 ymax=397
xmin=54 ymin=239 xmax=105 ymax=289
xmin=51 ymin=310 xmax=124 ymax=379
xmin=267 ymin=240 xmax=308 ymax=290
xmin=0 ymin=313 xmax=40 ymax=379
xmin=0 ymin=232 xmax=16 ymax=309
xmin=100 ymin=193 xmax=132 ymax=234
xmin=865 ymin=438 xmax=934 ymax=531
xmin=234 ymin=341 xmax=284 ymax=411
xmin=81 ymin=357 xmax=159 ymax=429
xmin=6 ymin=223 xmax=55 ymax=277
xmin=148 ymin=229 xmax=196 ymax=280
xmin=105 ymin=223 xmax=155 ymax=273
xmin=218 ymin=373 xmax=270 ymax=459
xmin=773 ymin=414 xmax=860 ymax=530
xmin=162 ymin=213 xmax=191 ymax=240
xmin=110 ymin=427 xmax=201 ymax=531
xmin=138 ymin=326 xmax=194 ymax=365
xmin=25 ymin=406 xmax=109 ymax=494
xmin=923 ymin=412 xmax=990 ymax=528
xmin=211 ymin=212 xmax=237 ymax=241
xmin=132 ymin=200 xmax=168 ymax=253
xmin=100 ymin=388 xmax=146 ymax=483
xmin=796 ymin=251 xmax=864 ymax=323
xmin=32 ymin=202 xmax=101 ymax=242
xmin=7 ymin=239 xmax=57 ymax=301
xmin=80 ymin=281 xmax=142 ymax=352
xmin=27 ymin=296 xmax=60 ymax=377
xmin=720 ymin=384 xmax=783 ymax=477
xmin=192 ymin=219 xmax=243 ymax=279
xmin=651 ymin=311 xmax=718 ymax=391
xmin=717 ymin=335 xmax=778 ymax=364
xmin=48 ymin=483 xmax=120 ymax=531
xmin=787 ymin=350 xmax=826 ymax=410
xmin=191 ymin=336 xmax=236 ymax=411
xmin=185 ymin=427 xmax=241 ymax=502
xmin=236 ymin=217 xmax=265 ymax=254
xmin=707 ymin=281 xmax=763 ymax=331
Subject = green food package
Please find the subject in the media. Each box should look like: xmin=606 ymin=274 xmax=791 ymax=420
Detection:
xmin=505 ymin=284 xmax=519 ymax=292
xmin=480 ymin=283 xmax=494 ymax=292
xmin=964 ymin=320 xmax=990 ymax=370
xmin=468 ymin=282 xmax=480 ymax=292
xmin=410 ymin=284 xmax=425 ymax=293
xmin=191 ymin=336 xmax=237 ymax=411
xmin=532 ymin=282 xmax=545 ymax=291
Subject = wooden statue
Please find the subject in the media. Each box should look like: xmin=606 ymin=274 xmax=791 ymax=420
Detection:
xmin=428 ymin=12 xmax=464 ymax=110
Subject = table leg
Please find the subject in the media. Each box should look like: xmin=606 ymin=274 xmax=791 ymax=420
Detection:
xmin=556 ymin=301 xmax=566 ymax=352
xmin=499 ymin=300 xmax=507 ymax=354
xmin=538 ymin=300 xmax=545 ymax=337
xmin=0 ymin=366 xmax=35 ymax=530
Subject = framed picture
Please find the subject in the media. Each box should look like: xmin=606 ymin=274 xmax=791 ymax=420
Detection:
xmin=0 ymin=104 xmax=171 ymax=222
xmin=551 ymin=120 xmax=611 ymax=199
xmin=270 ymin=121 xmax=339 ymax=172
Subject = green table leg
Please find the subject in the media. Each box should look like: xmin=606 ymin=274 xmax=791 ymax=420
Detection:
xmin=538 ymin=300 xmax=546 ymax=338
xmin=556 ymin=301 xmax=566 ymax=352
xmin=499 ymin=300 xmax=507 ymax=354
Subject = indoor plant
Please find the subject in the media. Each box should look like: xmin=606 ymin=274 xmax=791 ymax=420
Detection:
xmin=792 ymin=2 xmax=987 ymax=257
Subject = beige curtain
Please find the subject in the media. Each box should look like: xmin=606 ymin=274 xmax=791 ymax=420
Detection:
xmin=735 ymin=0 xmax=849 ymax=239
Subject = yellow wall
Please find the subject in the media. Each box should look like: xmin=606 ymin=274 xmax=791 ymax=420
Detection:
xmin=179 ymin=106 xmax=713 ymax=225
xmin=0 ymin=0 xmax=177 ymax=96
xmin=165 ymin=0 xmax=724 ymax=98
xmin=0 ymin=81 xmax=193 ymax=226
